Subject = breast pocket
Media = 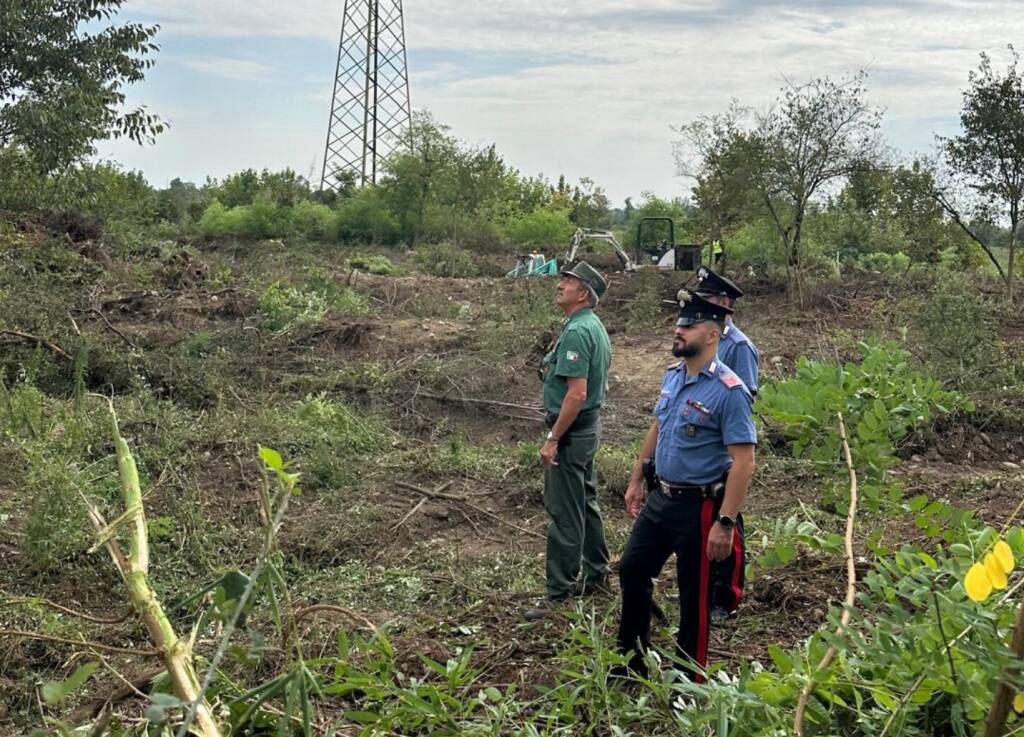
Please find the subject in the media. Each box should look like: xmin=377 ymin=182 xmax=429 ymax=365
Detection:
xmin=681 ymin=404 xmax=711 ymax=427
xmin=654 ymin=393 xmax=671 ymax=421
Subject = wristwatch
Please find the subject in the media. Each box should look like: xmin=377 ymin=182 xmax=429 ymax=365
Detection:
xmin=546 ymin=431 xmax=558 ymax=442
xmin=717 ymin=514 xmax=736 ymax=529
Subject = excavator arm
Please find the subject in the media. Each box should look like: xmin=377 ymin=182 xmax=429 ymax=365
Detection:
xmin=564 ymin=228 xmax=639 ymax=272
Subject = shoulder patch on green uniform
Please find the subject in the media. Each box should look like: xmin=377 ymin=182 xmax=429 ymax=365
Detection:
xmin=719 ymin=372 xmax=741 ymax=388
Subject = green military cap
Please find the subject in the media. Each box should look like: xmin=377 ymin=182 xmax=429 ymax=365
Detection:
xmin=560 ymin=260 xmax=608 ymax=300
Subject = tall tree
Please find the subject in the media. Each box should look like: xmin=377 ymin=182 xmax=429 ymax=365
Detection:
xmin=943 ymin=46 xmax=1024 ymax=301
xmin=0 ymin=0 xmax=164 ymax=171
xmin=678 ymin=74 xmax=885 ymax=297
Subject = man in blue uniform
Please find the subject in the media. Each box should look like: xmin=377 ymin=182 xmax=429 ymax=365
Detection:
xmin=616 ymin=291 xmax=756 ymax=680
xmin=691 ymin=266 xmax=759 ymax=396
xmin=690 ymin=266 xmax=758 ymax=621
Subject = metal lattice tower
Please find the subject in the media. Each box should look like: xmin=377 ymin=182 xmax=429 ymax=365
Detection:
xmin=320 ymin=0 xmax=412 ymax=191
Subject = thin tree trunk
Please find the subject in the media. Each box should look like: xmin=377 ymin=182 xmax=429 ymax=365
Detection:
xmin=1007 ymin=213 xmax=1018 ymax=303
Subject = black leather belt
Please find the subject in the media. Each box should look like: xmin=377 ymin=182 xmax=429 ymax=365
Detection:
xmin=658 ymin=478 xmax=726 ymax=499
xmin=544 ymin=406 xmax=600 ymax=433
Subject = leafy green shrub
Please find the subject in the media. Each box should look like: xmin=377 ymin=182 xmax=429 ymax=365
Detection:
xmin=250 ymin=395 xmax=387 ymax=489
xmin=756 ymin=339 xmax=972 ymax=511
xmin=0 ymin=382 xmax=120 ymax=573
xmin=504 ymin=208 xmax=574 ymax=247
xmin=181 ymin=331 xmax=214 ymax=358
xmin=258 ymin=278 xmax=370 ymax=332
xmin=335 ymin=188 xmax=401 ymax=244
xmin=290 ymin=200 xmax=336 ymax=241
xmin=198 ymin=199 xmax=245 ymax=238
xmin=0 ymin=149 xmax=158 ymax=242
xmin=347 ymin=253 xmax=395 ymax=275
xmin=415 ymin=242 xmax=479 ymax=278
xmin=258 ymin=282 xmax=330 ymax=331
xmin=856 ymin=250 xmax=911 ymax=274
xmin=908 ymin=275 xmax=998 ymax=386
xmin=725 ymin=218 xmax=787 ymax=273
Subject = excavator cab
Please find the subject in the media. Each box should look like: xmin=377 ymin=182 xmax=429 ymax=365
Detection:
xmin=636 ymin=217 xmax=703 ymax=271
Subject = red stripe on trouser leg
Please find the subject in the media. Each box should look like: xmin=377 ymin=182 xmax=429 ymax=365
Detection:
xmin=730 ymin=527 xmax=743 ymax=607
xmin=696 ymin=498 xmax=713 ymax=683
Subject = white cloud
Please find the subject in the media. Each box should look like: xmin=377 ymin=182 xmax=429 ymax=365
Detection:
xmin=176 ymin=56 xmax=273 ymax=81
xmin=108 ymin=0 xmax=1024 ymax=201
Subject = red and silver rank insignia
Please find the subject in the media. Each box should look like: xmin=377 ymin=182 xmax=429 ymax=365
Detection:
xmin=719 ymin=373 xmax=741 ymax=388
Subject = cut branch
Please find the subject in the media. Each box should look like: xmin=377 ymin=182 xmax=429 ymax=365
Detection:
xmin=86 ymin=397 xmax=224 ymax=737
xmin=0 ymin=629 xmax=158 ymax=657
xmin=394 ymin=479 xmax=462 ymax=500
xmin=0 ymin=330 xmax=72 ymax=361
xmin=413 ymin=390 xmax=545 ymax=415
xmin=2 ymin=596 xmax=131 ymax=625
xmin=794 ymin=411 xmax=859 ymax=737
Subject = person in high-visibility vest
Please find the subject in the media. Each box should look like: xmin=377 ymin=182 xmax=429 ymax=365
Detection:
xmin=711 ymin=239 xmax=724 ymax=266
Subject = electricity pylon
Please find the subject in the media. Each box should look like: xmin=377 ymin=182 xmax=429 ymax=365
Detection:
xmin=320 ymin=0 xmax=412 ymax=190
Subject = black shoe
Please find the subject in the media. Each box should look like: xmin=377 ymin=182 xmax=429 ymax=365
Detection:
xmin=523 ymin=595 xmax=567 ymax=621
xmin=709 ymin=606 xmax=732 ymax=623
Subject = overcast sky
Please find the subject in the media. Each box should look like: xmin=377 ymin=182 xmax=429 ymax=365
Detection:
xmin=96 ymin=0 xmax=1024 ymax=204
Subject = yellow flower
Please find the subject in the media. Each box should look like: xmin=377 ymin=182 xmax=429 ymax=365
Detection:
xmin=965 ymin=562 xmax=993 ymax=602
xmin=1015 ymin=692 xmax=1024 ymax=714
xmin=993 ymin=539 xmax=1015 ymax=574
xmin=984 ymin=553 xmax=1008 ymax=590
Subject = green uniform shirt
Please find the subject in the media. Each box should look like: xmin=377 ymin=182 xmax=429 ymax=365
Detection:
xmin=542 ymin=308 xmax=611 ymax=415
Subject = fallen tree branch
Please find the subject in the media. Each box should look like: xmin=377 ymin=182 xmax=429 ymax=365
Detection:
xmin=413 ymin=390 xmax=545 ymax=415
xmin=0 ymin=629 xmax=158 ymax=657
xmin=392 ymin=497 xmax=427 ymax=531
xmin=463 ymin=500 xmax=545 ymax=540
xmin=83 ymin=308 xmax=137 ymax=351
xmin=292 ymin=604 xmax=377 ymax=632
xmin=394 ymin=480 xmax=462 ymax=500
xmin=2 ymin=596 xmax=131 ymax=625
xmin=0 ymin=330 xmax=72 ymax=361
xmin=794 ymin=411 xmax=859 ymax=737
xmin=70 ymin=668 xmax=163 ymax=723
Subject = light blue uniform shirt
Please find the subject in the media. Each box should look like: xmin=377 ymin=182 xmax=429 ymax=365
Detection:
xmin=653 ymin=358 xmax=757 ymax=485
xmin=717 ymin=321 xmax=759 ymax=395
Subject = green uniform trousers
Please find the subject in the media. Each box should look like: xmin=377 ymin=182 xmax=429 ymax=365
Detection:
xmin=543 ymin=425 xmax=610 ymax=597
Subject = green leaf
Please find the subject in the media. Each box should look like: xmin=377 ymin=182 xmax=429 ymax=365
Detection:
xmin=222 ymin=569 xmax=251 ymax=601
xmin=874 ymin=689 xmax=898 ymax=711
xmin=259 ymin=446 xmax=283 ymax=470
xmin=767 ymin=645 xmax=793 ymax=674
xmin=344 ymin=710 xmax=381 ymax=724
xmin=146 ymin=692 xmax=186 ymax=723
xmin=41 ymin=661 xmax=99 ymax=705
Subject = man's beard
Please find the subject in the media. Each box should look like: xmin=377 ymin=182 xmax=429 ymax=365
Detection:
xmin=672 ymin=339 xmax=702 ymax=358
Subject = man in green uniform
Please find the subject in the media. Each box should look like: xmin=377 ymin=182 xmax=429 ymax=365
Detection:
xmin=525 ymin=261 xmax=613 ymax=620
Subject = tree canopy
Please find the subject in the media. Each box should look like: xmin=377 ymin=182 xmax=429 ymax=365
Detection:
xmin=0 ymin=0 xmax=164 ymax=171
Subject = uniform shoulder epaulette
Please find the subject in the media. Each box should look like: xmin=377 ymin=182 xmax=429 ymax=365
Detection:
xmin=667 ymin=360 xmax=682 ymax=370
xmin=719 ymin=371 xmax=742 ymax=389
